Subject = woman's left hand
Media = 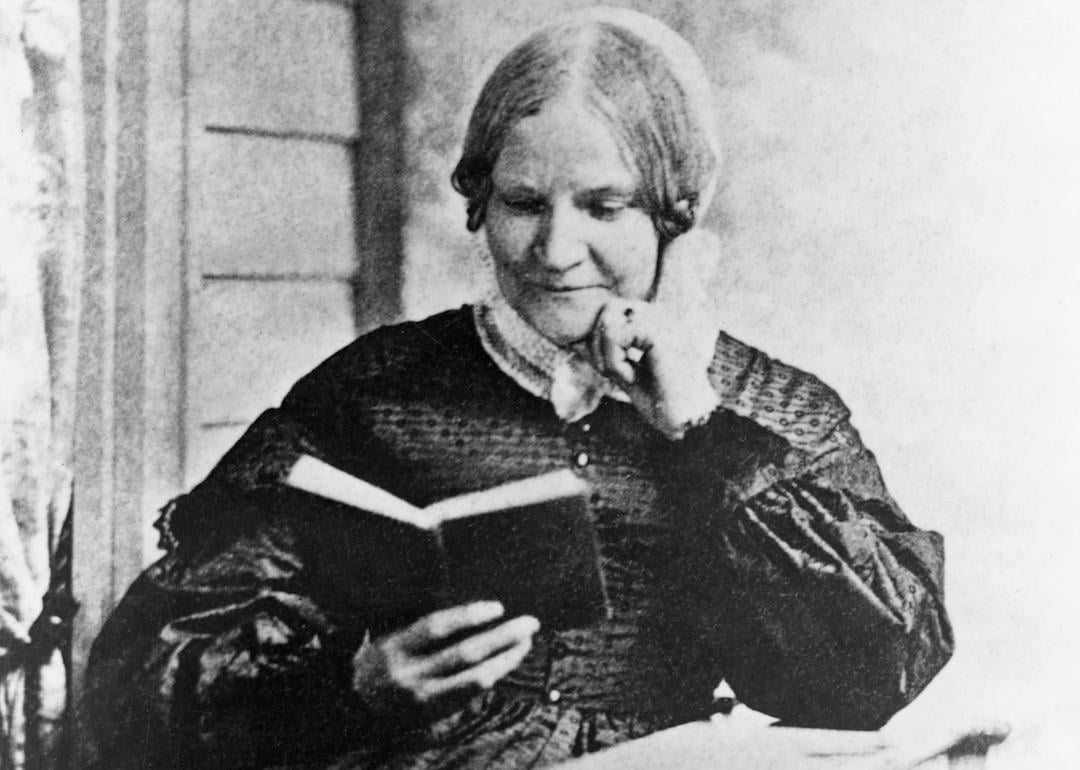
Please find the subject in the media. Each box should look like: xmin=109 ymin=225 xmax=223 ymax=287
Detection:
xmin=586 ymin=229 xmax=723 ymax=439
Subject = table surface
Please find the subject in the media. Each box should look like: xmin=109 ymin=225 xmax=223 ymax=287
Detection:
xmin=553 ymin=706 xmax=1010 ymax=770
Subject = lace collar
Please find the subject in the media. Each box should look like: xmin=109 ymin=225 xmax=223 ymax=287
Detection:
xmin=473 ymin=293 xmax=628 ymax=423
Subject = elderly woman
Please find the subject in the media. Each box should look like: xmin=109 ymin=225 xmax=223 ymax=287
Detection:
xmin=84 ymin=8 xmax=952 ymax=770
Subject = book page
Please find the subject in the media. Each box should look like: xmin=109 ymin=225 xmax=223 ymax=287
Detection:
xmin=286 ymin=454 xmax=433 ymax=529
xmin=425 ymin=469 xmax=588 ymax=522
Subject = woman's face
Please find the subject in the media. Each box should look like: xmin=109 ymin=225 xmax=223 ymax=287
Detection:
xmin=484 ymin=97 xmax=660 ymax=346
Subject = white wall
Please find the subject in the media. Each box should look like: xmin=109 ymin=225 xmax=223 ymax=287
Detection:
xmin=400 ymin=1 xmax=1080 ymax=764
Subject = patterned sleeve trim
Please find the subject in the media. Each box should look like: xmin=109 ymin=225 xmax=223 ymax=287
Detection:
xmin=709 ymin=331 xmax=850 ymax=453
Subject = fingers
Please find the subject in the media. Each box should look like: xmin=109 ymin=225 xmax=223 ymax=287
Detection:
xmin=354 ymin=605 xmax=540 ymax=716
xmin=424 ymin=635 xmax=534 ymax=701
xmin=396 ymin=600 xmax=505 ymax=653
xmin=591 ymin=301 xmax=650 ymax=386
xmin=424 ymin=614 xmax=539 ymax=677
xmin=600 ymin=325 xmax=638 ymax=385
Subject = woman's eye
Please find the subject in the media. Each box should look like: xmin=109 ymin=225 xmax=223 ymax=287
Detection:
xmin=502 ymin=196 xmax=545 ymax=215
xmin=588 ymin=200 xmax=628 ymax=221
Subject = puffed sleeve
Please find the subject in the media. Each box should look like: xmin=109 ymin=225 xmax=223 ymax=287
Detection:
xmin=84 ymin=535 xmax=369 ymax=769
xmin=82 ymin=317 xmax=473 ymax=769
xmin=82 ymin=343 xmax=423 ymax=770
xmin=81 ymin=413 xmax=410 ymax=769
xmin=669 ymin=333 xmax=954 ymax=730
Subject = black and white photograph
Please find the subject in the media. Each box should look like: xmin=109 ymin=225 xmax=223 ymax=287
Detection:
xmin=1 ymin=1 xmax=1077 ymax=768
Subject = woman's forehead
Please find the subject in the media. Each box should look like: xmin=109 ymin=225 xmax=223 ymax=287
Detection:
xmin=492 ymin=99 xmax=638 ymax=192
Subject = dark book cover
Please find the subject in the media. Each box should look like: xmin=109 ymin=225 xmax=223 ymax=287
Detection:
xmin=436 ymin=493 xmax=609 ymax=631
xmin=286 ymin=457 xmax=610 ymax=632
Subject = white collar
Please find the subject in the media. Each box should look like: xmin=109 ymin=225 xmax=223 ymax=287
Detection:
xmin=473 ymin=293 xmax=629 ymax=422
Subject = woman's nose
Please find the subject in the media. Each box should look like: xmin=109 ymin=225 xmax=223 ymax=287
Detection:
xmin=532 ymin=203 xmax=586 ymax=272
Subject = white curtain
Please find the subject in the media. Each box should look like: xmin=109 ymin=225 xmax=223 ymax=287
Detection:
xmin=0 ymin=1 xmax=82 ymax=767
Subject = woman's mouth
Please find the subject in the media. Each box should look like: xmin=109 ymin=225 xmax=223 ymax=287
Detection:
xmin=527 ymin=282 xmax=607 ymax=294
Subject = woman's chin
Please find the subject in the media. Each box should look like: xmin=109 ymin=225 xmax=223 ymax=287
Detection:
xmin=519 ymin=304 xmax=599 ymax=348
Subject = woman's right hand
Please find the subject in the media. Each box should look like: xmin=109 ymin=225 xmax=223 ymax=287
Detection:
xmin=351 ymin=601 xmax=539 ymax=719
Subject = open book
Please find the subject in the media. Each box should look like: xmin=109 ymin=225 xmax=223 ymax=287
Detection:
xmin=286 ymin=456 xmax=611 ymax=631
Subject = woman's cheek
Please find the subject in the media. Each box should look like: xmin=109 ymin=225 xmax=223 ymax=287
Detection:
xmin=487 ymin=217 xmax=535 ymax=268
xmin=601 ymin=225 xmax=659 ymax=301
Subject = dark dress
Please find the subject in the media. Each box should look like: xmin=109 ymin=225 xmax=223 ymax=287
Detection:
xmin=83 ymin=306 xmax=953 ymax=769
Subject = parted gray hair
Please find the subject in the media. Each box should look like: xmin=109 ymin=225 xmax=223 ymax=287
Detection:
xmin=451 ymin=13 xmax=719 ymax=244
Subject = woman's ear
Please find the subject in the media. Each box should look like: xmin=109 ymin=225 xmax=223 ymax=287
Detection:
xmin=653 ymin=196 xmax=698 ymax=242
xmin=672 ymin=197 xmax=698 ymax=230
